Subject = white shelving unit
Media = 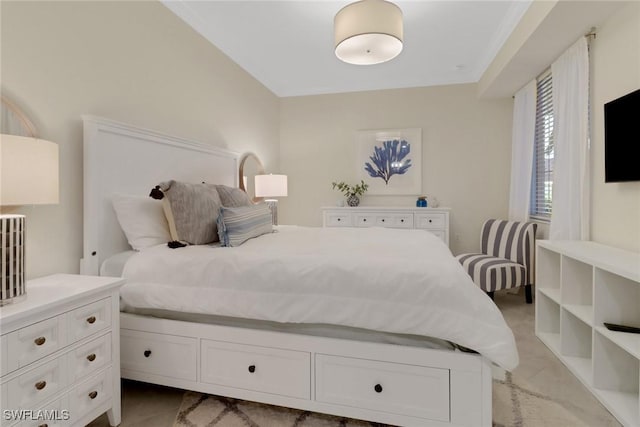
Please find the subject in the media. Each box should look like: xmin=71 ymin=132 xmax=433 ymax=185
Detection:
xmin=535 ymin=240 xmax=640 ymax=427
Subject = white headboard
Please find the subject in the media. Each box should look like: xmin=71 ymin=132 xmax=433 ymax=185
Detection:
xmin=81 ymin=116 xmax=239 ymax=275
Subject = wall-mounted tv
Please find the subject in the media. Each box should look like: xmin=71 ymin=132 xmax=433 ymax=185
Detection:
xmin=604 ymin=88 xmax=640 ymax=183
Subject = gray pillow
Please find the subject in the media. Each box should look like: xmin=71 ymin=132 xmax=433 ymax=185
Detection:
xmin=151 ymin=181 xmax=222 ymax=245
xmin=216 ymin=185 xmax=253 ymax=207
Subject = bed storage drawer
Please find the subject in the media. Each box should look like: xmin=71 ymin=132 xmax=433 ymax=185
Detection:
xmin=121 ymin=329 xmax=197 ymax=381
xmin=201 ymin=340 xmax=310 ymax=399
xmin=315 ymin=354 xmax=450 ymax=422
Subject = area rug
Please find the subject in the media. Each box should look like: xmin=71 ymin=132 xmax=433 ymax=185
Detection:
xmin=172 ymin=372 xmax=594 ymax=427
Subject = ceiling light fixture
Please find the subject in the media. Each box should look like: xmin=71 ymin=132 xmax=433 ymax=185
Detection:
xmin=334 ymin=0 xmax=403 ymax=65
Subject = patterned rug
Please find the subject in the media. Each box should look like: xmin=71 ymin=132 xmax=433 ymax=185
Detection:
xmin=172 ymin=372 xmax=599 ymax=427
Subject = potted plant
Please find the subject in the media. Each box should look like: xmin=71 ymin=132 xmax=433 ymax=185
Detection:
xmin=331 ymin=180 xmax=369 ymax=207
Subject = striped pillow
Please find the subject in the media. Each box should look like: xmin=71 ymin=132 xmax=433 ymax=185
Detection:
xmin=217 ymin=204 xmax=273 ymax=247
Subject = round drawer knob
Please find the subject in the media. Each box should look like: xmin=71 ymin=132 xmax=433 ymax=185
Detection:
xmin=87 ymin=353 xmax=97 ymax=362
xmin=88 ymin=391 xmax=98 ymax=400
xmin=248 ymin=365 xmax=256 ymax=373
xmin=401 ymin=219 xmax=404 ymax=222
xmin=35 ymin=381 xmax=47 ymax=391
xmin=38 ymin=424 xmax=48 ymax=427
xmin=429 ymin=219 xmax=433 ymax=223
xmin=381 ymin=219 xmax=385 ymax=222
xmin=337 ymin=218 xmax=341 ymax=221
xmin=86 ymin=316 xmax=97 ymax=324
xmin=34 ymin=336 xmax=46 ymax=346
xmin=144 ymin=350 xmax=152 ymax=358
xmin=374 ymin=384 xmax=383 ymax=393
xmin=363 ymin=219 xmax=367 ymax=222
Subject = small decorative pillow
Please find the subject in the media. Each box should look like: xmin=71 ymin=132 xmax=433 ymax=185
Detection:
xmin=111 ymin=194 xmax=171 ymax=250
xmin=216 ymin=185 xmax=253 ymax=207
xmin=150 ymin=181 xmax=222 ymax=245
xmin=217 ymin=204 xmax=273 ymax=247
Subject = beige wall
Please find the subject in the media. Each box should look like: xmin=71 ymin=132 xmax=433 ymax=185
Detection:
xmin=279 ymin=84 xmax=513 ymax=255
xmin=590 ymin=2 xmax=640 ymax=252
xmin=1 ymin=1 xmax=280 ymax=278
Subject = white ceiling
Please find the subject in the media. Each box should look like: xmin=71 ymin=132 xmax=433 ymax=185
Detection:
xmin=162 ymin=0 xmax=532 ymax=97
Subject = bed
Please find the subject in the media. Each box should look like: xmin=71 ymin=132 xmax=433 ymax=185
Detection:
xmin=82 ymin=116 xmax=517 ymax=427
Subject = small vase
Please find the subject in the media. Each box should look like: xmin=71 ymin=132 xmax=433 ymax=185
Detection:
xmin=347 ymin=195 xmax=360 ymax=207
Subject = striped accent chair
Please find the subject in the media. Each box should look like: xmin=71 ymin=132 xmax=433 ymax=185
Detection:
xmin=456 ymin=219 xmax=537 ymax=303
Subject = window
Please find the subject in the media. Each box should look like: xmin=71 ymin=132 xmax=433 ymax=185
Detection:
xmin=530 ymin=71 xmax=554 ymax=220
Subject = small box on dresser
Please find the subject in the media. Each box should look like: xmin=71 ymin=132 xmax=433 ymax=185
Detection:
xmin=0 ymin=274 xmax=124 ymax=427
xmin=535 ymin=240 xmax=640 ymax=427
xmin=321 ymin=207 xmax=450 ymax=246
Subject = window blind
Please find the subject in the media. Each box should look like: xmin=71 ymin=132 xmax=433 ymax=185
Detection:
xmin=530 ymin=71 xmax=554 ymax=220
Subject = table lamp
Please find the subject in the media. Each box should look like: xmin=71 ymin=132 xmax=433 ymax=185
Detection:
xmin=1 ymin=134 xmax=59 ymax=305
xmin=254 ymin=174 xmax=287 ymax=225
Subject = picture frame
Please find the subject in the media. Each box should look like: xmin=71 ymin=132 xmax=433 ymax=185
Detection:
xmin=355 ymin=128 xmax=422 ymax=195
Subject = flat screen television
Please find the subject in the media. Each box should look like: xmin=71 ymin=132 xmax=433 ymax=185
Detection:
xmin=604 ymin=88 xmax=640 ymax=183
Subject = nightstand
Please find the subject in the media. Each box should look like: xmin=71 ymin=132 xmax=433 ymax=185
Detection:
xmin=0 ymin=274 xmax=124 ymax=427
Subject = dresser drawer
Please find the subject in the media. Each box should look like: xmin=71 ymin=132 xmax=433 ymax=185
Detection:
xmin=68 ymin=333 xmax=111 ymax=383
xmin=375 ymin=214 xmax=413 ymax=228
xmin=121 ymin=329 xmax=196 ymax=381
xmin=67 ymin=298 xmax=111 ymax=344
xmin=415 ymin=213 xmax=446 ymax=230
xmin=354 ymin=214 xmax=375 ymax=227
xmin=8 ymin=357 xmax=68 ymax=411
xmin=201 ymin=340 xmax=310 ymax=399
xmin=1 ymin=333 xmax=8 ymax=376
xmin=17 ymin=395 xmax=70 ymax=427
xmin=315 ymin=354 xmax=450 ymax=422
xmin=69 ymin=368 xmax=112 ymax=424
xmin=8 ymin=316 xmax=66 ymax=371
xmin=325 ymin=213 xmax=352 ymax=227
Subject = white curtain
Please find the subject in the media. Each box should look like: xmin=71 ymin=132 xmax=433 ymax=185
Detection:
xmin=508 ymin=80 xmax=537 ymax=222
xmin=549 ymin=37 xmax=590 ymax=240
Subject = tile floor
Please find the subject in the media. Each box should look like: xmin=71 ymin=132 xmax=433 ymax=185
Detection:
xmin=89 ymin=290 xmax=620 ymax=426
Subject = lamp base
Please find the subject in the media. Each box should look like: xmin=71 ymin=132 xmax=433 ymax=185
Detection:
xmin=265 ymin=199 xmax=279 ymax=226
xmin=1 ymin=214 xmax=26 ymax=304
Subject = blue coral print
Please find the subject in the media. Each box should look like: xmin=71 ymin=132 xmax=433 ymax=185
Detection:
xmin=364 ymin=139 xmax=412 ymax=185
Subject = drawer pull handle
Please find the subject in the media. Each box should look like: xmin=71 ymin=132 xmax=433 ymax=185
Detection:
xmin=35 ymin=381 xmax=47 ymax=391
xmin=337 ymin=218 xmax=341 ymax=221
xmin=87 ymin=353 xmax=97 ymax=362
xmin=88 ymin=391 xmax=98 ymax=400
xmin=34 ymin=336 xmax=46 ymax=346
xmin=86 ymin=316 xmax=97 ymax=324
xmin=248 ymin=365 xmax=256 ymax=373
xmin=381 ymin=219 xmax=385 ymax=222
xmin=429 ymin=219 xmax=433 ymax=223
xmin=144 ymin=350 xmax=152 ymax=358
xmin=38 ymin=424 xmax=48 ymax=427
xmin=374 ymin=384 xmax=383 ymax=393
xmin=401 ymin=219 xmax=404 ymax=222
xmin=363 ymin=219 xmax=366 ymax=222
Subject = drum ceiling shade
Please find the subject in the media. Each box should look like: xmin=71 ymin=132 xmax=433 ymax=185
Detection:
xmin=334 ymin=0 xmax=403 ymax=65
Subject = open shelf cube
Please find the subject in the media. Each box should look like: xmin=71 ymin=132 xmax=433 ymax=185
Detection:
xmin=537 ymin=246 xmax=561 ymax=292
xmin=561 ymin=256 xmax=593 ymax=306
xmin=594 ymin=268 xmax=640 ymax=330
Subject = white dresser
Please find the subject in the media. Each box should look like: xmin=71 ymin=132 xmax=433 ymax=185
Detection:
xmin=0 ymin=274 xmax=124 ymax=427
xmin=321 ymin=207 xmax=450 ymax=246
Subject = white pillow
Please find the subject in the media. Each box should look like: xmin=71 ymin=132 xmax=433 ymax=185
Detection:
xmin=111 ymin=194 xmax=171 ymax=250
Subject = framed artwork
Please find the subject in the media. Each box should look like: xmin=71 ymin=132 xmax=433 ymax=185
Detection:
xmin=355 ymin=128 xmax=422 ymax=195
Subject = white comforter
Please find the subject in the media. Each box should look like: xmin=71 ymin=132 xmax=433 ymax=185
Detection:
xmin=121 ymin=225 xmax=518 ymax=370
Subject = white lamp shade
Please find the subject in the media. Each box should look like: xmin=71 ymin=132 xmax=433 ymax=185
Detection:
xmin=255 ymin=174 xmax=288 ymax=198
xmin=0 ymin=134 xmax=59 ymax=206
xmin=334 ymin=0 xmax=403 ymax=65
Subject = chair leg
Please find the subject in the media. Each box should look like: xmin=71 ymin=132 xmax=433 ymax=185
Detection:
xmin=486 ymin=291 xmax=494 ymax=300
xmin=525 ymin=284 xmax=533 ymax=304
